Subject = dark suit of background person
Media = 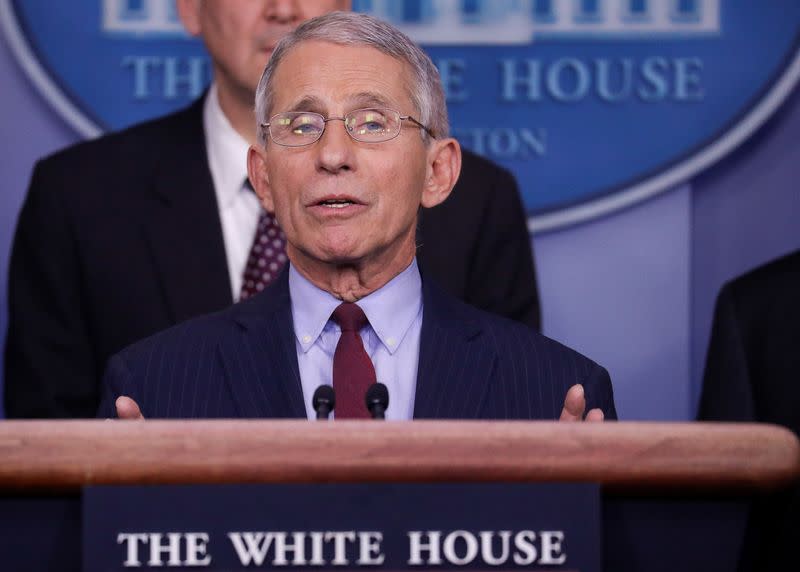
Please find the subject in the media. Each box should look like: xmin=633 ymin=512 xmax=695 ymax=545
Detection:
xmin=698 ymin=249 xmax=800 ymax=431
xmin=697 ymin=249 xmax=800 ymax=572
xmin=3 ymin=98 xmax=539 ymax=419
xmin=98 ymin=270 xmax=614 ymax=421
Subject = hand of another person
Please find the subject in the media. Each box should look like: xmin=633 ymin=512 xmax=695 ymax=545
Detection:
xmin=559 ymin=384 xmax=604 ymax=422
xmin=115 ymin=396 xmax=145 ymax=420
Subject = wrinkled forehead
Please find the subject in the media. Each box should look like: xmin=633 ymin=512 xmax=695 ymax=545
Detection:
xmin=269 ymin=40 xmax=415 ymax=115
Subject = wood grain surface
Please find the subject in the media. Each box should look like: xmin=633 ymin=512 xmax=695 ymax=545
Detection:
xmin=0 ymin=421 xmax=797 ymax=493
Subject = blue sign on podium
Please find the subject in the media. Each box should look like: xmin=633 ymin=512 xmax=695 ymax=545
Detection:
xmin=83 ymin=482 xmax=600 ymax=571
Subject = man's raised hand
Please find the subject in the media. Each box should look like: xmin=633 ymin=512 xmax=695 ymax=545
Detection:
xmin=559 ymin=384 xmax=605 ymax=422
xmin=115 ymin=396 xmax=145 ymax=420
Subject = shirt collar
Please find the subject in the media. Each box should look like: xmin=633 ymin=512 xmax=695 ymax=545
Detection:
xmin=203 ymin=83 xmax=251 ymax=208
xmin=289 ymin=259 xmax=422 ymax=356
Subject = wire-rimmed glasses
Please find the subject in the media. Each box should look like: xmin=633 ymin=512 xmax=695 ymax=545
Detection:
xmin=261 ymin=107 xmax=434 ymax=147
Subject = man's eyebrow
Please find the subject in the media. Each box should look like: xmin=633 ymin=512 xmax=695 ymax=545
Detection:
xmin=349 ymin=92 xmax=396 ymax=109
xmin=284 ymin=96 xmax=325 ymax=114
xmin=281 ymin=92 xmax=399 ymax=115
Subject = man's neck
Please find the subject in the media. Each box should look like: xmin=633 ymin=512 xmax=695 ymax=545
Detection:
xmin=289 ymin=240 xmax=417 ymax=302
xmin=215 ymin=80 xmax=258 ymax=147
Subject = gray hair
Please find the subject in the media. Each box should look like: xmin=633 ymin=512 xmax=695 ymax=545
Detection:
xmin=255 ymin=11 xmax=448 ymax=146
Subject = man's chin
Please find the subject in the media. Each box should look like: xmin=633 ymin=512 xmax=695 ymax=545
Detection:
xmin=294 ymin=243 xmax=366 ymax=268
xmin=324 ymin=251 xmax=366 ymax=267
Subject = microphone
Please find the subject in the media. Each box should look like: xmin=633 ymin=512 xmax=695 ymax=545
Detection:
xmin=365 ymin=383 xmax=389 ymax=420
xmin=312 ymin=385 xmax=335 ymax=420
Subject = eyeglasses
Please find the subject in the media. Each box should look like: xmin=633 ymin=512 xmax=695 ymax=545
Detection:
xmin=261 ymin=107 xmax=435 ymax=147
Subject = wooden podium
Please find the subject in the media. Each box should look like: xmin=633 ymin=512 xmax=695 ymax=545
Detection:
xmin=1 ymin=420 xmax=798 ymax=571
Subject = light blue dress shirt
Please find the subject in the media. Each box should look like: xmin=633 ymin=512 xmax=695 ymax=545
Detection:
xmin=288 ymin=259 xmax=423 ymax=420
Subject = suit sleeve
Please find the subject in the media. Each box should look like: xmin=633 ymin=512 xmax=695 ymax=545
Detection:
xmin=3 ymin=161 xmax=100 ymax=418
xmin=697 ymin=283 xmax=755 ymax=421
xmin=583 ymin=363 xmax=617 ymax=420
xmin=465 ymin=166 xmax=540 ymax=330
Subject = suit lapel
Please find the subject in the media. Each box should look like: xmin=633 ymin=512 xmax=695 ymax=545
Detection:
xmin=413 ymin=279 xmax=497 ymax=419
xmin=218 ymin=270 xmax=306 ymax=418
xmin=142 ymin=98 xmax=233 ymax=325
xmin=208 ymin=264 xmax=498 ymax=419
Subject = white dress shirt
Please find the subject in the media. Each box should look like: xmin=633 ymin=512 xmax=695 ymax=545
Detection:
xmin=203 ymin=84 xmax=261 ymax=300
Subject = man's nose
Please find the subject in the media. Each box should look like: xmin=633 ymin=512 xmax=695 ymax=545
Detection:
xmin=315 ymin=119 xmax=355 ymax=174
xmin=264 ymin=0 xmax=300 ymax=23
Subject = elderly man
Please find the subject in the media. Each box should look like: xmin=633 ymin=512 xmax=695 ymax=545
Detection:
xmin=6 ymin=0 xmax=539 ymax=419
xmin=101 ymin=12 xmax=614 ymax=422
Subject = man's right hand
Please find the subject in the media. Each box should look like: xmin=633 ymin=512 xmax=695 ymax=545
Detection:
xmin=115 ymin=396 xmax=145 ymax=420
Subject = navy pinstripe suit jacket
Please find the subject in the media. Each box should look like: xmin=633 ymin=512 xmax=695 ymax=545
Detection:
xmin=98 ymin=271 xmax=616 ymax=420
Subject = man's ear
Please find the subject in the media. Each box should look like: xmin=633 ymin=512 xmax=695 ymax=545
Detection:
xmin=175 ymin=0 xmax=202 ymax=36
xmin=420 ymin=137 xmax=462 ymax=209
xmin=247 ymin=145 xmax=275 ymax=212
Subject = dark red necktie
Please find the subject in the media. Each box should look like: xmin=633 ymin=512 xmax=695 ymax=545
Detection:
xmin=331 ymin=303 xmax=376 ymax=419
xmin=240 ymin=180 xmax=287 ymax=300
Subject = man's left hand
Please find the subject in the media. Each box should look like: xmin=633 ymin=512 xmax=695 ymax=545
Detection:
xmin=559 ymin=384 xmax=605 ymax=422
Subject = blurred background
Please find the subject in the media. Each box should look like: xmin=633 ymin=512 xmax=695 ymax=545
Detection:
xmin=1 ymin=0 xmax=798 ymax=420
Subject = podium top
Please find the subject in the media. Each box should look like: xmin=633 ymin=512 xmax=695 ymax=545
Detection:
xmin=0 ymin=420 xmax=797 ymax=493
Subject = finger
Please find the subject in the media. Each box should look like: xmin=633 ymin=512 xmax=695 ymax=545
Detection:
xmin=585 ymin=408 xmax=605 ymax=422
xmin=115 ymin=396 xmax=145 ymax=420
xmin=559 ymin=384 xmax=586 ymax=422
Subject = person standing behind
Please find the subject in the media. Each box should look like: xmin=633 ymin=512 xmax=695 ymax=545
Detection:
xmin=4 ymin=1 xmax=538 ymax=418
xmin=698 ymin=249 xmax=800 ymax=431
xmin=698 ymin=249 xmax=800 ymax=572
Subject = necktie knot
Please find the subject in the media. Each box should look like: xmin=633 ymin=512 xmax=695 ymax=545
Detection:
xmin=332 ymin=303 xmax=369 ymax=332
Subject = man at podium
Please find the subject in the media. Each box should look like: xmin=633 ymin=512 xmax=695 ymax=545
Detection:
xmin=100 ymin=12 xmax=616 ymax=423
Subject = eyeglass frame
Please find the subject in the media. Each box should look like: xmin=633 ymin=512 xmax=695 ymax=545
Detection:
xmin=260 ymin=107 xmax=436 ymax=147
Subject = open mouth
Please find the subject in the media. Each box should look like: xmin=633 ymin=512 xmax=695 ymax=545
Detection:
xmin=317 ymin=198 xmax=357 ymax=209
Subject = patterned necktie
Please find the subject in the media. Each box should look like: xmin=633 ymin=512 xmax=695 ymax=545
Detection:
xmin=331 ymin=303 xmax=376 ymax=419
xmin=240 ymin=180 xmax=287 ymax=300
